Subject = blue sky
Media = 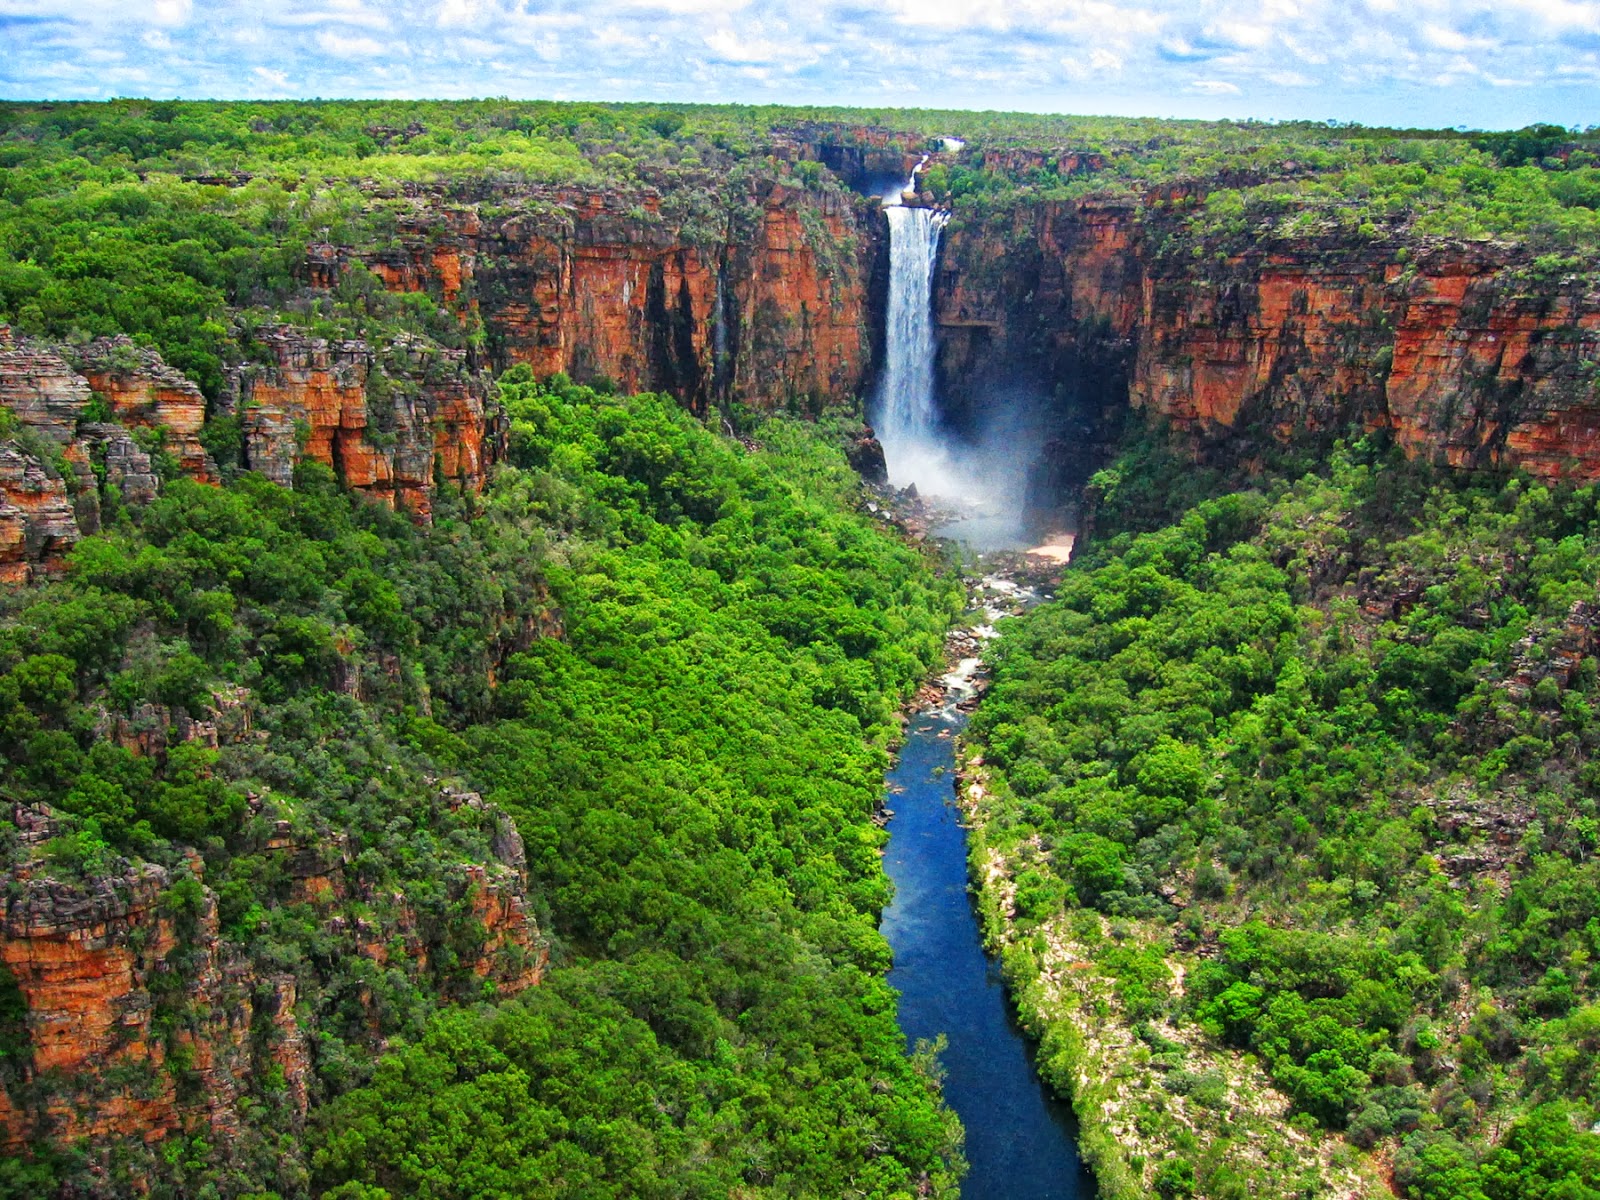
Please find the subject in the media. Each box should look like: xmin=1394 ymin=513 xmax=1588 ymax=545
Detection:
xmin=2 ymin=0 xmax=1597 ymax=129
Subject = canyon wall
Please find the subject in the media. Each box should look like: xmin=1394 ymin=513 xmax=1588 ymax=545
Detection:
xmin=329 ymin=178 xmax=881 ymax=416
xmin=0 ymin=173 xmax=893 ymax=581
xmin=934 ymin=197 xmax=1600 ymax=492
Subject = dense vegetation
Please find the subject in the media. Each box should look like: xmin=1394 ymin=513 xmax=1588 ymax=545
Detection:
xmin=967 ymin=436 xmax=1600 ymax=1198
xmin=0 ymin=374 xmax=963 ymax=1197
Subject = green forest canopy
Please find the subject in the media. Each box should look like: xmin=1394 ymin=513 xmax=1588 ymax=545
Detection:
xmin=0 ymin=376 xmax=964 ymax=1197
xmin=968 ymin=438 xmax=1600 ymax=1199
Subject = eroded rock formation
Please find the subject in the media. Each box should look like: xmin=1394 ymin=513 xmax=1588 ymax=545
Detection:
xmin=233 ymin=325 xmax=493 ymax=521
xmin=0 ymin=788 xmax=545 ymax=1154
xmin=934 ymin=198 xmax=1600 ymax=489
xmin=0 ymin=323 xmax=502 ymax=577
xmin=0 ymin=331 xmax=95 ymax=583
xmin=75 ymin=337 xmax=215 ymax=484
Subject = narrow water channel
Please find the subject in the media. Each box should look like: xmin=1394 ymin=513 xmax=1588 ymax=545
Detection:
xmin=880 ymin=707 xmax=1095 ymax=1199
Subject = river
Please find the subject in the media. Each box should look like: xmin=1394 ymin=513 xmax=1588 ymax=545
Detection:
xmin=880 ymin=695 xmax=1095 ymax=1198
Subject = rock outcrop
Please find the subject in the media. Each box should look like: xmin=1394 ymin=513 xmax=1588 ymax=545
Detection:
xmin=0 ymin=789 xmax=545 ymax=1155
xmin=0 ymin=322 xmax=501 ymax=578
xmin=233 ymin=325 xmax=494 ymax=521
xmin=0 ymin=444 xmax=78 ymax=584
xmin=75 ymin=337 xmax=215 ymax=483
xmin=0 ymin=330 xmax=93 ymax=582
xmin=0 ymin=842 xmax=305 ymax=1153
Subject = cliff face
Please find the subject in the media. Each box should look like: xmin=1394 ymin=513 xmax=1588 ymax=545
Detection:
xmin=0 ymin=325 xmax=499 ymax=578
xmin=75 ymin=337 xmax=214 ymax=484
xmin=0 ymin=788 xmax=545 ymax=1157
xmin=1132 ymin=238 xmax=1600 ymax=480
xmin=0 ymin=332 xmax=93 ymax=583
xmin=933 ymin=198 xmax=1600 ymax=491
xmin=233 ymin=325 xmax=494 ymax=521
xmin=933 ymin=199 xmax=1143 ymax=501
xmin=343 ymin=181 xmax=879 ymax=414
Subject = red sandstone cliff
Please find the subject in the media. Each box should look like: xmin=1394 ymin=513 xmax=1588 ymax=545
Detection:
xmin=0 ymin=332 xmax=171 ymax=583
xmin=324 ymin=180 xmax=877 ymax=414
xmin=934 ymin=198 xmax=1600 ymax=485
xmin=0 ymin=786 xmax=545 ymax=1157
xmin=0 ymin=174 xmax=887 ymax=587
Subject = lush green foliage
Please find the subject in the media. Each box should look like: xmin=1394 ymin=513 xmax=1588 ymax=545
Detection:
xmin=0 ymin=378 xmax=962 ymax=1196
xmin=971 ymin=439 xmax=1600 ymax=1196
xmin=312 ymin=371 xmax=963 ymax=1197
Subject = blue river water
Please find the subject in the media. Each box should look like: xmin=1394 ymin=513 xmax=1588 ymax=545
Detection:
xmin=880 ymin=709 xmax=1096 ymax=1199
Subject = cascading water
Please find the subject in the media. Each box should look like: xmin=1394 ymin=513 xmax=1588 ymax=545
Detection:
xmin=875 ymin=160 xmax=952 ymax=490
xmin=873 ymin=157 xmax=1055 ymax=551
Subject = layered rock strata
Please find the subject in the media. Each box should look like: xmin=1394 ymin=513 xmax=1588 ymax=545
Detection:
xmin=0 ymin=330 xmax=94 ymax=583
xmin=0 ymin=324 xmax=499 ymax=577
xmin=337 ymin=180 xmax=878 ymax=414
xmin=934 ymin=199 xmax=1600 ymax=487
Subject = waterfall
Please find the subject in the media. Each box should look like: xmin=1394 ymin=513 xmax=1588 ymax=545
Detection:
xmin=871 ymin=154 xmax=1040 ymax=550
xmin=875 ymin=160 xmax=949 ymax=487
xmin=712 ymin=264 xmax=730 ymax=396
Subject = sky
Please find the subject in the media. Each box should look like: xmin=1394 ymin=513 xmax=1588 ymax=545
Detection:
xmin=1 ymin=0 xmax=1597 ymax=130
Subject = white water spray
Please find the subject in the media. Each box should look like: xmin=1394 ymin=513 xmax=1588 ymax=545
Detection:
xmin=872 ymin=154 xmax=1067 ymax=554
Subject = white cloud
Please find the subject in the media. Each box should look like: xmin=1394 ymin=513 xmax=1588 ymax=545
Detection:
xmin=1423 ymin=23 xmax=1492 ymax=51
xmin=704 ymin=27 xmax=791 ymax=63
xmin=316 ymin=30 xmax=387 ymax=56
xmin=1208 ymin=20 xmax=1273 ymax=48
xmin=1191 ymin=78 xmax=1243 ymax=93
xmin=437 ymin=0 xmax=485 ymax=28
xmin=635 ymin=0 xmax=754 ymax=11
xmin=277 ymin=7 xmax=393 ymax=30
xmin=151 ymin=0 xmax=192 ymax=26
xmin=253 ymin=65 xmax=290 ymax=86
xmin=1504 ymin=0 xmax=1600 ymax=29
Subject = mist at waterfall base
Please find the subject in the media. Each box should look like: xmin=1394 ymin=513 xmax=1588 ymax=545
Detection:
xmin=871 ymin=181 xmax=1056 ymax=553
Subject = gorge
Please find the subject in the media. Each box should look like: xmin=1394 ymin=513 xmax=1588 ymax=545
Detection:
xmin=0 ymin=100 xmax=1598 ymax=1200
